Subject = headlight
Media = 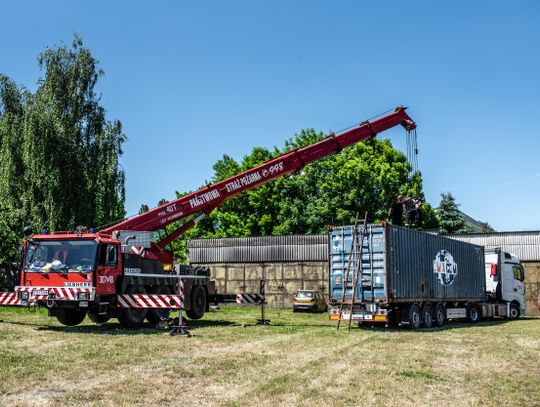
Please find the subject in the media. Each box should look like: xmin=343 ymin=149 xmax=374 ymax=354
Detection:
xmin=20 ymin=291 xmax=29 ymax=300
xmin=77 ymin=292 xmax=89 ymax=300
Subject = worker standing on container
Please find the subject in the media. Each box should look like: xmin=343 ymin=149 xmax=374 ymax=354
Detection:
xmin=404 ymin=197 xmax=422 ymax=227
xmin=388 ymin=195 xmax=404 ymax=226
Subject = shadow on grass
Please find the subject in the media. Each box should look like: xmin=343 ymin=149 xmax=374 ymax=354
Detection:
xmin=356 ymin=317 xmax=538 ymax=333
xmin=1 ymin=317 xmax=239 ymax=336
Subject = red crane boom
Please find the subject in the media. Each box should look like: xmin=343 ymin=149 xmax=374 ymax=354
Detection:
xmin=103 ymin=106 xmax=416 ymax=249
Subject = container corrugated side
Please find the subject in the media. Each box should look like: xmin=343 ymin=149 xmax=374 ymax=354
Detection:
xmin=388 ymin=226 xmax=485 ymax=303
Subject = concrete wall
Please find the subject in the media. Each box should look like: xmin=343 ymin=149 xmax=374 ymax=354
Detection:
xmin=199 ymin=262 xmax=328 ymax=308
xmin=523 ymin=261 xmax=540 ymax=316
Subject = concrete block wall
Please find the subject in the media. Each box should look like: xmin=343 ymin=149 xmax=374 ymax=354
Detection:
xmin=523 ymin=261 xmax=540 ymax=316
xmin=196 ymin=262 xmax=328 ymax=308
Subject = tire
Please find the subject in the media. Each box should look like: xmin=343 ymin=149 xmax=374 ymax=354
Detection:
xmin=185 ymin=285 xmax=207 ymax=320
xmin=435 ymin=303 xmax=445 ymax=328
xmin=118 ymin=285 xmax=148 ymax=328
xmin=409 ymin=303 xmax=422 ymax=330
xmin=147 ymin=286 xmax=172 ymax=325
xmin=56 ymin=308 xmax=87 ymax=326
xmin=467 ymin=305 xmax=481 ymax=323
xmin=509 ymin=302 xmax=520 ymax=320
xmin=88 ymin=313 xmax=110 ymax=324
xmin=422 ymin=303 xmax=433 ymax=329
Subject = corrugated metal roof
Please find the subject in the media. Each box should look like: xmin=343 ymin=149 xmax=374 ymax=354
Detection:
xmin=445 ymin=231 xmax=540 ymax=261
xmin=188 ymin=234 xmax=329 ymax=263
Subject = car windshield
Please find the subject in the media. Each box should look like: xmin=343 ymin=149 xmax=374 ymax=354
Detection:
xmin=25 ymin=240 xmax=97 ymax=273
xmin=296 ymin=291 xmax=314 ymax=298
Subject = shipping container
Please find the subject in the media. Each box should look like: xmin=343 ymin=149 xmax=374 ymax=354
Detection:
xmin=329 ymin=224 xmax=486 ymax=304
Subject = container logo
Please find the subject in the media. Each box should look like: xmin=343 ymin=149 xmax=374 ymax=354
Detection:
xmin=433 ymin=250 xmax=458 ymax=286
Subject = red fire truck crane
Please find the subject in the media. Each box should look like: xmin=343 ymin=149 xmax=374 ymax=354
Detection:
xmin=5 ymin=107 xmax=416 ymax=327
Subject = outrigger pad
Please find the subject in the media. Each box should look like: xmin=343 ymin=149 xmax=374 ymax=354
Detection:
xmin=168 ymin=316 xmax=192 ymax=337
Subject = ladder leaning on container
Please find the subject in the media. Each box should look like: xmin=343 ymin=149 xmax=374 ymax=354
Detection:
xmin=337 ymin=212 xmax=368 ymax=330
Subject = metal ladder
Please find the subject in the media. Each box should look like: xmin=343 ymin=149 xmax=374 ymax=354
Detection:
xmin=337 ymin=212 xmax=368 ymax=330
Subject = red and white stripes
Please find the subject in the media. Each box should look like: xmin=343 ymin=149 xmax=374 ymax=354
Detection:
xmin=0 ymin=292 xmax=22 ymax=306
xmin=117 ymin=279 xmax=186 ymax=309
xmin=15 ymin=286 xmax=94 ymax=301
xmin=117 ymin=294 xmax=184 ymax=309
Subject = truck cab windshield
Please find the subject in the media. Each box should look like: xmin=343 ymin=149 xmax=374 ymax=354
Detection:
xmin=25 ymin=240 xmax=97 ymax=273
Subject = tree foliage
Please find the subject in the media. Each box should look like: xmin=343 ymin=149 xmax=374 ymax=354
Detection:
xmin=437 ymin=192 xmax=471 ymax=234
xmin=167 ymin=130 xmax=434 ymax=261
xmin=0 ymin=35 xmax=126 ymax=283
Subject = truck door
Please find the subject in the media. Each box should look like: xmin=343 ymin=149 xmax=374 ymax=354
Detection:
xmin=502 ymin=263 xmax=525 ymax=304
xmin=95 ymin=244 xmax=119 ymax=295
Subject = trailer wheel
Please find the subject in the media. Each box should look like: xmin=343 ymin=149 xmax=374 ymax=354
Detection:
xmin=56 ymin=309 xmax=87 ymax=326
xmin=88 ymin=313 xmax=110 ymax=324
xmin=409 ymin=303 xmax=422 ymax=330
xmin=118 ymin=285 xmax=148 ymax=328
xmin=147 ymin=286 xmax=172 ymax=325
xmin=509 ymin=302 xmax=520 ymax=320
xmin=435 ymin=303 xmax=445 ymax=328
xmin=422 ymin=303 xmax=433 ymax=329
xmin=186 ymin=285 xmax=207 ymax=320
xmin=467 ymin=305 xmax=480 ymax=323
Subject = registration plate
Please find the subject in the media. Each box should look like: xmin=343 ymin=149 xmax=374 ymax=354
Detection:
xmin=32 ymin=289 xmax=49 ymax=296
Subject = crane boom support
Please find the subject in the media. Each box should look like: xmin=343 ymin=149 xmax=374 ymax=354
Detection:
xmin=103 ymin=107 xmax=415 ymax=238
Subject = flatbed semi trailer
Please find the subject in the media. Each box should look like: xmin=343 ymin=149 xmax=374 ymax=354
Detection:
xmin=328 ymin=224 xmax=525 ymax=328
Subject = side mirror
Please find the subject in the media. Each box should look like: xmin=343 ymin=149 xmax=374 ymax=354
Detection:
xmin=23 ymin=225 xmax=33 ymax=236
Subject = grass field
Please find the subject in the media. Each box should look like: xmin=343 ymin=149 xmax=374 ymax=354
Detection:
xmin=0 ymin=306 xmax=539 ymax=407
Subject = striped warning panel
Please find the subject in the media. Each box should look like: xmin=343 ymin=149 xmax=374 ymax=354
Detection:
xmin=117 ymin=294 xmax=184 ymax=309
xmin=236 ymin=293 xmax=265 ymax=304
xmin=0 ymin=292 xmax=22 ymax=306
xmin=15 ymin=286 xmax=94 ymax=301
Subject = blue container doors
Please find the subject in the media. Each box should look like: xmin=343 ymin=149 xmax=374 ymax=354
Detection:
xmin=329 ymin=225 xmax=387 ymax=304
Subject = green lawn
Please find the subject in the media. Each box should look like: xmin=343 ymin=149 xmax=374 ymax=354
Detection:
xmin=0 ymin=306 xmax=539 ymax=406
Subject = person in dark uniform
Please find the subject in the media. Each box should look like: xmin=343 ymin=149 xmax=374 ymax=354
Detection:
xmin=404 ymin=197 xmax=422 ymax=227
xmin=388 ymin=195 xmax=404 ymax=226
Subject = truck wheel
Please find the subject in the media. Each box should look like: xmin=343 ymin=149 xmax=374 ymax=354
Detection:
xmin=509 ymin=302 xmax=520 ymax=320
xmin=435 ymin=303 xmax=445 ymax=328
xmin=186 ymin=285 xmax=207 ymax=320
xmin=422 ymin=303 xmax=433 ymax=329
xmin=147 ymin=286 xmax=172 ymax=325
xmin=56 ymin=309 xmax=87 ymax=326
xmin=467 ymin=305 xmax=480 ymax=323
xmin=88 ymin=313 xmax=110 ymax=324
xmin=118 ymin=285 xmax=148 ymax=328
xmin=409 ymin=303 xmax=422 ymax=330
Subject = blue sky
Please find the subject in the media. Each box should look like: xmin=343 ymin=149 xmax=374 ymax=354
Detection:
xmin=1 ymin=1 xmax=539 ymax=231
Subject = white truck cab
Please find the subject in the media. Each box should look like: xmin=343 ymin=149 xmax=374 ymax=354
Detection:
xmin=484 ymin=249 xmax=526 ymax=317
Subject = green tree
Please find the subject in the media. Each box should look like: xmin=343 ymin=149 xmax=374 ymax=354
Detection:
xmin=480 ymin=222 xmax=495 ymax=233
xmin=437 ymin=192 xmax=470 ymax=234
xmin=0 ymin=35 xmax=126 ymax=283
xmin=139 ymin=204 xmax=150 ymax=214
